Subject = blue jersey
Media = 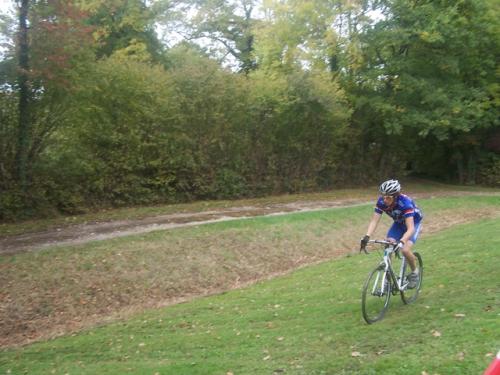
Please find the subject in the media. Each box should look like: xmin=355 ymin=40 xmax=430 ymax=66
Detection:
xmin=374 ymin=194 xmax=423 ymax=224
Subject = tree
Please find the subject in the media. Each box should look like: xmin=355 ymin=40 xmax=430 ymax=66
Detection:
xmin=15 ymin=0 xmax=30 ymax=190
xmin=0 ymin=0 xmax=94 ymax=217
xmin=350 ymin=0 xmax=499 ymax=182
xmin=81 ymin=0 xmax=165 ymax=63
xmin=169 ymin=0 xmax=260 ymax=73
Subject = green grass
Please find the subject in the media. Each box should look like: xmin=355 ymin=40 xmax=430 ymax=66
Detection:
xmin=1 ymin=212 xmax=499 ymax=373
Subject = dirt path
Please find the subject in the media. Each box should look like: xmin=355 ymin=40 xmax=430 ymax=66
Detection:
xmin=0 ymin=199 xmax=367 ymax=255
xmin=1 ymin=191 xmax=499 ymax=255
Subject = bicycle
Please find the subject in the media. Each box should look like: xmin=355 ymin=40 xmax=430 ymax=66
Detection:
xmin=360 ymin=240 xmax=423 ymax=324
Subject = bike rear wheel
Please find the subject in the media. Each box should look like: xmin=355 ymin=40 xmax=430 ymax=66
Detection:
xmin=361 ymin=265 xmax=392 ymax=324
xmin=400 ymin=252 xmax=423 ymax=304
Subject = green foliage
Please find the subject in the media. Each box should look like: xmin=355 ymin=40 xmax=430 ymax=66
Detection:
xmin=250 ymin=68 xmax=351 ymax=191
xmin=45 ymin=56 xmax=180 ymax=207
xmin=81 ymin=0 xmax=165 ymax=63
xmin=351 ymin=0 xmax=499 ymax=182
xmin=477 ymin=153 xmax=500 ymax=187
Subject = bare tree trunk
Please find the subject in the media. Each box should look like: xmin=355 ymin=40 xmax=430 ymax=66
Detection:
xmin=466 ymin=149 xmax=478 ymax=185
xmin=15 ymin=0 xmax=31 ymax=191
xmin=454 ymin=151 xmax=465 ymax=184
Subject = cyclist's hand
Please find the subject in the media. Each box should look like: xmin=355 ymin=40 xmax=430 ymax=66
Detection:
xmin=396 ymin=240 xmax=405 ymax=250
xmin=360 ymin=235 xmax=370 ymax=253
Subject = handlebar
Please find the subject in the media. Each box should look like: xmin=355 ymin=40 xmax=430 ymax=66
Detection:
xmin=360 ymin=239 xmax=399 ymax=254
xmin=368 ymin=240 xmax=397 ymax=246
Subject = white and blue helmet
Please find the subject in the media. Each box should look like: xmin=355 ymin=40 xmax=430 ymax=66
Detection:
xmin=379 ymin=179 xmax=401 ymax=195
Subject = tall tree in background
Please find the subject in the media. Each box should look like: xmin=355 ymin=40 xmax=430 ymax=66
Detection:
xmin=81 ymin=0 xmax=165 ymax=63
xmin=15 ymin=0 xmax=30 ymax=190
xmin=1 ymin=0 xmax=93 ymax=213
xmin=355 ymin=0 xmax=499 ymax=182
xmin=175 ymin=0 xmax=259 ymax=73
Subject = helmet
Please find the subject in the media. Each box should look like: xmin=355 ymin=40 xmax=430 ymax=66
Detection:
xmin=379 ymin=179 xmax=401 ymax=195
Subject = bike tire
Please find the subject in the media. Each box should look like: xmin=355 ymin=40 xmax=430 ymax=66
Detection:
xmin=400 ymin=252 xmax=423 ymax=304
xmin=361 ymin=265 xmax=392 ymax=324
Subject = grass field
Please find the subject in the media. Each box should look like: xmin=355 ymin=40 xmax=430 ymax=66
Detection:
xmin=1 ymin=197 xmax=499 ymax=374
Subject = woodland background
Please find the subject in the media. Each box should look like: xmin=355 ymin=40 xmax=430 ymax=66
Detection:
xmin=0 ymin=0 xmax=498 ymax=221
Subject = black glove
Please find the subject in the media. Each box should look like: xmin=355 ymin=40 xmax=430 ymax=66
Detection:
xmin=360 ymin=235 xmax=370 ymax=252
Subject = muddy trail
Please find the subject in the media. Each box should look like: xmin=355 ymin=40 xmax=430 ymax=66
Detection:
xmin=0 ymin=200 xmax=367 ymax=255
xmin=0 ymin=191 xmax=498 ymax=255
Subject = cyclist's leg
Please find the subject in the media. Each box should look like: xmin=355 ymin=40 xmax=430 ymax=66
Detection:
xmin=387 ymin=223 xmax=416 ymax=270
xmin=402 ymin=241 xmax=417 ymax=271
xmin=401 ymin=221 xmax=422 ymax=271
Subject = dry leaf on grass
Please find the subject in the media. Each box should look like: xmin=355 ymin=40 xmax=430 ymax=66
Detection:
xmin=351 ymin=351 xmax=362 ymax=357
xmin=431 ymin=330 xmax=442 ymax=337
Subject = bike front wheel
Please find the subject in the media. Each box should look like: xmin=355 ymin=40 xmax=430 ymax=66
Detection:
xmin=400 ymin=252 xmax=423 ymax=304
xmin=361 ymin=265 xmax=392 ymax=324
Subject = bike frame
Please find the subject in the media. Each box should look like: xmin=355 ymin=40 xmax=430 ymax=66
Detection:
xmin=369 ymin=240 xmax=409 ymax=293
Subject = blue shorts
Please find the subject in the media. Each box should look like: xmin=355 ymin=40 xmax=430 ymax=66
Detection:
xmin=387 ymin=221 xmax=422 ymax=244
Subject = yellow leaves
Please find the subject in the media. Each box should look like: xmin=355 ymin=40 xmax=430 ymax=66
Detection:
xmin=419 ymin=31 xmax=444 ymax=43
xmin=111 ymin=39 xmax=153 ymax=63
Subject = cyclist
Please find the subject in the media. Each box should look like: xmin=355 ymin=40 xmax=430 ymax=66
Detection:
xmin=360 ymin=179 xmax=423 ymax=288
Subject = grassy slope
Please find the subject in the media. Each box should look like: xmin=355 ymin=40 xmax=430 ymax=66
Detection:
xmin=1 ymin=196 xmax=499 ymax=349
xmin=1 ymin=200 xmax=499 ymax=374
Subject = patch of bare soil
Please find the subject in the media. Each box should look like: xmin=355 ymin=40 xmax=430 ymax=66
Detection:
xmin=0 ymin=192 xmax=498 ymax=349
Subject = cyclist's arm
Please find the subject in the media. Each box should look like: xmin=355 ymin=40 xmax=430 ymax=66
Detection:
xmin=401 ymin=216 xmax=415 ymax=244
xmin=365 ymin=212 xmax=382 ymax=237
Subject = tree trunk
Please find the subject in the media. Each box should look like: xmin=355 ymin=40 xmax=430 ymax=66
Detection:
xmin=454 ymin=151 xmax=465 ymax=184
xmin=15 ymin=0 xmax=31 ymax=191
xmin=466 ymin=149 xmax=478 ymax=185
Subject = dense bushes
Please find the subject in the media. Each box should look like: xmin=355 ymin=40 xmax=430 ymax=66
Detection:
xmin=1 ymin=44 xmax=497 ymax=221
xmin=0 ymin=50 xmax=359 ymax=220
